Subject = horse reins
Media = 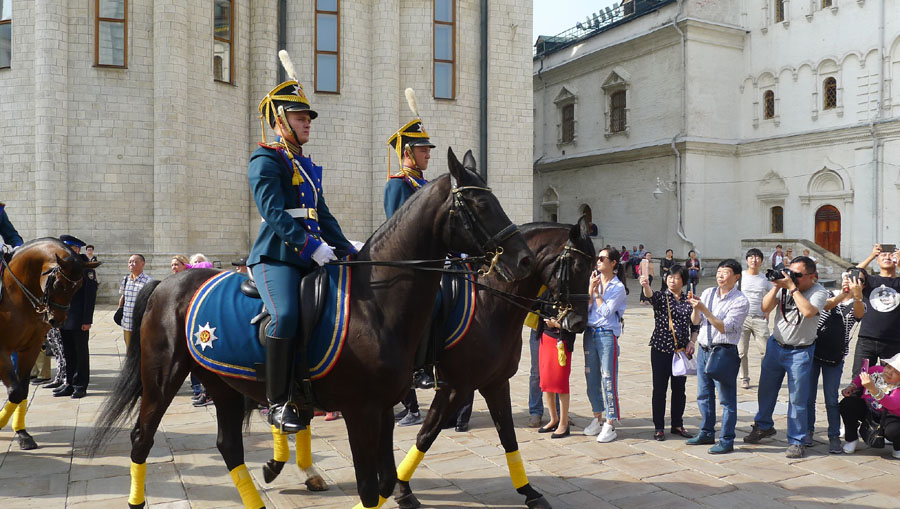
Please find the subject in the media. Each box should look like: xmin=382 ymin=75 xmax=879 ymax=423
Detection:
xmin=0 ymin=255 xmax=78 ymax=319
xmin=449 ymin=185 xmax=520 ymax=277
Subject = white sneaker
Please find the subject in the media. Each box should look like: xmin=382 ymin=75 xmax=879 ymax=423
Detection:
xmin=842 ymin=439 xmax=858 ymax=454
xmin=583 ymin=418 xmax=602 ymax=436
xmin=597 ymin=422 xmax=617 ymax=443
xmin=892 ymin=449 xmax=900 ymax=460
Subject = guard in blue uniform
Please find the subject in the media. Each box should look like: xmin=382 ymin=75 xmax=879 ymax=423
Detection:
xmin=385 ymin=91 xmax=438 ymax=396
xmin=249 ymin=51 xmax=355 ymax=433
xmin=56 ymin=235 xmax=99 ymax=399
xmin=0 ymin=202 xmax=23 ymax=249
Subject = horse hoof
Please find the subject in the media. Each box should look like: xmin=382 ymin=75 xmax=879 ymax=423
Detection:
xmin=16 ymin=430 xmax=38 ymax=450
xmin=262 ymin=459 xmax=285 ymax=483
xmin=128 ymin=503 xmax=146 ymax=509
xmin=305 ymin=475 xmax=329 ymax=492
xmin=395 ymin=491 xmax=421 ymax=509
xmin=526 ymin=495 xmax=552 ymax=509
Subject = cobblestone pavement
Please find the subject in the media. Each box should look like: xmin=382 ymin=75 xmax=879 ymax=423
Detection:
xmin=2 ymin=288 xmax=900 ymax=508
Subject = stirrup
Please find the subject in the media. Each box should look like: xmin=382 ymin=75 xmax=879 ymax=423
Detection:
xmin=268 ymin=402 xmax=305 ymax=434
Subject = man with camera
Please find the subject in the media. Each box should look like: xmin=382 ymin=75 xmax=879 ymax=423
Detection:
xmin=743 ymin=256 xmax=829 ymax=458
xmin=851 ymin=243 xmax=900 ymax=375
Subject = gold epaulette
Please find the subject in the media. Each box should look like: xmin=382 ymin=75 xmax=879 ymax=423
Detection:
xmin=258 ymin=141 xmax=285 ymax=150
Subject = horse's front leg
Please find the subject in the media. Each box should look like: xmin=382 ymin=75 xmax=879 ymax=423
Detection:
xmin=394 ymin=386 xmax=463 ymax=509
xmin=0 ymin=343 xmax=41 ymax=449
xmin=481 ymin=379 xmax=552 ymax=509
xmin=344 ymin=407 xmax=387 ymax=509
xmin=264 ymin=424 xmax=328 ymax=491
xmin=375 ymin=407 xmax=398 ymax=502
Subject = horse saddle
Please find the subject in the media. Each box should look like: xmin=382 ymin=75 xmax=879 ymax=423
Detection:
xmin=240 ymin=268 xmax=329 ymax=352
xmin=185 ymin=267 xmax=352 ymax=381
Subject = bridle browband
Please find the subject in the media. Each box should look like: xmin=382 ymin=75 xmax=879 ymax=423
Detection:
xmin=1 ymin=254 xmax=81 ymax=323
xmin=547 ymin=241 xmax=593 ymax=321
xmin=449 ymin=185 xmax=520 ymax=276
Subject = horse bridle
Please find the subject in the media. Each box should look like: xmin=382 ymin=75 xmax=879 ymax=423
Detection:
xmin=449 ymin=185 xmax=520 ymax=276
xmin=547 ymin=241 xmax=593 ymax=321
xmin=1 ymin=255 xmax=80 ymax=321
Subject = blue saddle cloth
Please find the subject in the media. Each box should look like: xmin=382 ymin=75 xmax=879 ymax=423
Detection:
xmin=439 ymin=268 xmax=477 ymax=350
xmin=185 ymin=267 xmax=352 ymax=381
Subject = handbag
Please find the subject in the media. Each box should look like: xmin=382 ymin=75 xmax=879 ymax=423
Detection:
xmin=702 ymin=290 xmax=739 ymax=382
xmin=668 ymin=294 xmax=696 ymax=376
xmin=113 ymin=306 xmax=124 ymax=326
xmin=861 ymin=408 xmax=886 ymax=449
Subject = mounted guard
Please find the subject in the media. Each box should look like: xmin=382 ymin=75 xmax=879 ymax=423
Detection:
xmin=250 ymin=50 xmax=356 ymax=433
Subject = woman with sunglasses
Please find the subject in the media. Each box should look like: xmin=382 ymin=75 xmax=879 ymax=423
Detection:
xmin=582 ymin=248 xmax=629 ymax=443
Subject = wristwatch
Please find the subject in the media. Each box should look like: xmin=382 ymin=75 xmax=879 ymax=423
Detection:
xmin=789 ymin=288 xmax=799 ymax=295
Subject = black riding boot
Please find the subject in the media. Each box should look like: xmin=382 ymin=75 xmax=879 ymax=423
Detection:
xmin=265 ymin=335 xmax=304 ymax=434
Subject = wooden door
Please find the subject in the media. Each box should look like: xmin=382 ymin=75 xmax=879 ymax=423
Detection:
xmin=815 ymin=205 xmax=841 ymax=256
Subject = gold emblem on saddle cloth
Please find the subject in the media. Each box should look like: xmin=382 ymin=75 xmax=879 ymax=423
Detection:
xmin=194 ymin=322 xmax=219 ymax=351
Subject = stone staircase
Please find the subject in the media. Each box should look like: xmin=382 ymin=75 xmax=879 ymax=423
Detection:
xmin=740 ymin=238 xmax=850 ymax=284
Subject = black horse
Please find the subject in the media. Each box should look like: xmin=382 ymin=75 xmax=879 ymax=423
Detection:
xmin=392 ymin=219 xmax=594 ymax=509
xmin=87 ymin=148 xmax=533 ymax=509
xmin=262 ymin=219 xmax=595 ymax=508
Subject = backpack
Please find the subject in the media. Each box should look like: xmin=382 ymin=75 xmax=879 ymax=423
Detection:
xmin=813 ymin=308 xmax=845 ymax=366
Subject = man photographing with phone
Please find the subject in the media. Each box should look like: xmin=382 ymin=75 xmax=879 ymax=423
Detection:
xmin=743 ymin=256 xmax=829 ymax=458
xmin=850 ymin=244 xmax=900 ymax=376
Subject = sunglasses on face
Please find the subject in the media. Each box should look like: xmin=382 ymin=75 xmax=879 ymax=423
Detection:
xmin=597 ymin=256 xmax=609 ymax=263
xmin=790 ymin=271 xmax=815 ymax=279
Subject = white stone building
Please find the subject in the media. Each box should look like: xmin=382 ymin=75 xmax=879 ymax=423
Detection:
xmin=534 ymin=0 xmax=900 ymax=270
xmin=0 ymin=0 xmax=533 ymax=300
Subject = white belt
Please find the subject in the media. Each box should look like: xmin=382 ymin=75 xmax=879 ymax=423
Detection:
xmin=261 ymin=208 xmax=318 ymax=223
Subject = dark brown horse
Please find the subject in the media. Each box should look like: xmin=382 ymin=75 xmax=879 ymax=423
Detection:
xmin=87 ymin=149 xmax=534 ymax=509
xmin=263 ymin=219 xmax=595 ymax=508
xmin=392 ymin=219 xmax=594 ymax=509
xmin=0 ymin=238 xmax=100 ymax=449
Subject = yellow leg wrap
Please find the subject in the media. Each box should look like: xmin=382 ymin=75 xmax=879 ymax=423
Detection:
xmin=351 ymin=495 xmax=387 ymax=509
xmin=506 ymin=450 xmax=529 ymax=489
xmin=295 ymin=427 xmax=312 ymax=469
xmin=396 ymin=445 xmax=425 ymax=483
xmin=271 ymin=425 xmax=290 ymax=463
xmin=128 ymin=462 xmax=147 ymax=506
xmin=230 ymin=464 xmax=264 ymax=509
xmin=11 ymin=400 xmax=27 ymax=431
xmin=0 ymin=400 xmax=16 ymax=429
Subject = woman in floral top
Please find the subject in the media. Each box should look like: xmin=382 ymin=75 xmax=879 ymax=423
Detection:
xmin=641 ymin=265 xmax=695 ymax=441
xmin=839 ymin=352 xmax=900 ymax=457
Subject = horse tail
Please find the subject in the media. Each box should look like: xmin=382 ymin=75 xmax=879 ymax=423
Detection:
xmin=86 ymin=279 xmax=161 ymax=457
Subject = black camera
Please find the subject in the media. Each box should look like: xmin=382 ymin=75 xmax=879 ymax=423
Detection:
xmin=765 ymin=269 xmax=785 ymax=282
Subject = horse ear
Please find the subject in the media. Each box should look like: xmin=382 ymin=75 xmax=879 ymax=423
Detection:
xmin=462 ymin=150 xmax=477 ymax=172
xmin=447 ymin=147 xmax=462 ymax=187
xmin=55 ymin=254 xmax=64 ymax=266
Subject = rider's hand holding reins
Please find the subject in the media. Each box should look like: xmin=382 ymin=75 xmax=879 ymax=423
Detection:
xmin=311 ymin=243 xmax=337 ymax=266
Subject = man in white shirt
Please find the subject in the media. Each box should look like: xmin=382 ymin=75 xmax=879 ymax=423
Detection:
xmin=739 ymin=248 xmax=773 ymax=389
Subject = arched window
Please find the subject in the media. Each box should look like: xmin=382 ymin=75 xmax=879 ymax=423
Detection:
xmin=822 ymin=0 xmax=832 ymax=7
xmin=763 ymin=90 xmax=775 ymax=119
xmin=770 ymin=206 xmax=783 ymax=234
xmin=823 ymin=77 xmax=837 ymax=110
xmin=610 ymin=91 xmax=627 ymax=133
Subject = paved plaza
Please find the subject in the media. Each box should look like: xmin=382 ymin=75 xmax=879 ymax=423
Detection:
xmin=2 ymin=287 xmax=900 ymax=508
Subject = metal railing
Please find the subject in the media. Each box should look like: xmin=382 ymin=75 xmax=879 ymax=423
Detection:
xmin=534 ymin=0 xmax=676 ymax=58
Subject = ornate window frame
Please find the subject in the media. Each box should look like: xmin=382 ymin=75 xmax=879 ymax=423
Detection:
xmin=553 ymin=86 xmax=577 ymax=147
xmin=602 ymin=67 xmax=630 ymax=138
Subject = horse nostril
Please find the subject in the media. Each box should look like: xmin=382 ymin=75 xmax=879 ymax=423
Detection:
xmin=519 ymin=256 xmax=532 ymax=270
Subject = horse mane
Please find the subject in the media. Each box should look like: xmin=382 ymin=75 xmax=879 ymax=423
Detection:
xmin=367 ymin=173 xmax=451 ymax=253
xmin=11 ymin=237 xmax=76 ymax=260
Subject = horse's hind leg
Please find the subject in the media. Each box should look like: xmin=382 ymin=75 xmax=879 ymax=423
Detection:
xmin=394 ymin=386 xmax=465 ymax=509
xmin=127 ymin=347 xmax=191 ymax=508
xmin=203 ymin=377 xmax=266 ymax=509
xmin=481 ymin=380 xmax=551 ymax=509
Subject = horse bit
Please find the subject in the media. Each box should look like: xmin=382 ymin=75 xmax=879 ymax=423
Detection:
xmin=449 ymin=185 xmax=520 ymax=277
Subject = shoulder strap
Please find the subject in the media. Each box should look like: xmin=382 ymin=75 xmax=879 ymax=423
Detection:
xmin=665 ymin=292 xmax=678 ymax=350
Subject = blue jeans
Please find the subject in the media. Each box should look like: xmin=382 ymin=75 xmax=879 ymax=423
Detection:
xmin=528 ymin=328 xmax=543 ymax=417
xmin=584 ymin=328 xmax=619 ymax=420
xmin=807 ymin=359 xmax=843 ymax=439
xmin=696 ymin=344 xmax=739 ymax=446
xmin=754 ymin=336 xmax=816 ymax=445
xmin=251 ymin=260 xmax=304 ymax=338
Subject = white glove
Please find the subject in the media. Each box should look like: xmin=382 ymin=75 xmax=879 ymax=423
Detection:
xmin=350 ymin=240 xmax=365 ymax=252
xmin=311 ymin=243 xmax=337 ymax=266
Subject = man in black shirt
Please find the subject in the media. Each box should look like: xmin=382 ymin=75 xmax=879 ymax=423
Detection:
xmin=852 ymin=244 xmax=900 ymax=375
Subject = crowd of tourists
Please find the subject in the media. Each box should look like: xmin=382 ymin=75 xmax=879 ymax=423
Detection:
xmin=527 ymin=243 xmax=900 ymax=459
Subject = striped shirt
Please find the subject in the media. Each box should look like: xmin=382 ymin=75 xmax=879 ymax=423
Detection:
xmin=119 ymin=272 xmax=152 ymax=331
xmin=816 ymin=300 xmax=864 ymax=359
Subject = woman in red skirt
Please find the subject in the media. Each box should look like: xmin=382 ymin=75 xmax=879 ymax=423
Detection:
xmin=538 ymin=316 xmax=575 ymax=438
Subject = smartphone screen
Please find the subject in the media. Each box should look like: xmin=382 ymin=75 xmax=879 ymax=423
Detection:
xmin=861 ymin=358 xmax=870 ymax=374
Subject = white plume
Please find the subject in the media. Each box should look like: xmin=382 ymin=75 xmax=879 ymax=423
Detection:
xmin=278 ymin=50 xmax=298 ymax=82
xmin=405 ymin=87 xmax=420 ymax=118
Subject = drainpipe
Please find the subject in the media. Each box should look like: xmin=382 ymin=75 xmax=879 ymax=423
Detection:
xmin=871 ymin=0 xmax=885 ymax=245
xmin=278 ymin=0 xmax=287 ymax=83
xmin=479 ymin=0 xmax=488 ymax=182
xmin=670 ymin=0 xmax=694 ymax=251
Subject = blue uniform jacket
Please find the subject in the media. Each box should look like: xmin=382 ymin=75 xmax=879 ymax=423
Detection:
xmin=384 ymin=175 xmax=428 ymax=219
xmin=62 ymin=255 xmax=98 ymax=330
xmin=0 ymin=205 xmax=23 ymax=247
xmin=248 ymin=145 xmax=352 ymax=269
